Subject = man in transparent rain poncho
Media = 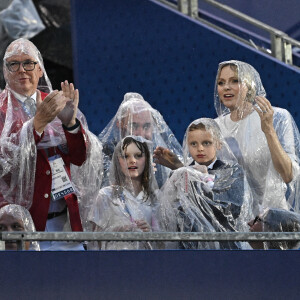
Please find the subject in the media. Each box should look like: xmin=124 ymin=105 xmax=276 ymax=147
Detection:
xmin=99 ymin=92 xmax=182 ymax=188
xmin=0 ymin=38 xmax=102 ymax=250
xmin=88 ymin=136 xmax=161 ymax=250
xmin=0 ymin=204 xmax=40 ymax=251
xmin=156 ymin=118 xmax=252 ymax=250
xmin=248 ymin=208 xmax=300 ymax=250
xmin=214 ymin=60 xmax=300 ymax=216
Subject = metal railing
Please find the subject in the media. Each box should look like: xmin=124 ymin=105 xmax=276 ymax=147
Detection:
xmin=157 ymin=0 xmax=300 ymax=66
xmin=1 ymin=231 xmax=300 ymax=250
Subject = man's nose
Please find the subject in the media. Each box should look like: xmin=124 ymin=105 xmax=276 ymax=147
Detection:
xmin=134 ymin=127 xmax=143 ymax=136
xmin=18 ymin=63 xmax=26 ymax=72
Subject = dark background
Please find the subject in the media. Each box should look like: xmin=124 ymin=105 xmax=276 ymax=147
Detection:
xmin=0 ymin=0 xmax=74 ymax=91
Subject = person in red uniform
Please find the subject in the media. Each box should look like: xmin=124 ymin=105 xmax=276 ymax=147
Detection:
xmin=0 ymin=38 xmax=100 ymax=250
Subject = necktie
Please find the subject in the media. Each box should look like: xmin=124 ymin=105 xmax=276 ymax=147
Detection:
xmin=24 ymin=97 xmax=36 ymax=117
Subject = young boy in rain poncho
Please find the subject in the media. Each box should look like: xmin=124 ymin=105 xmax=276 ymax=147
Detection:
xmin=0 ymin=204 xmax=39 ymax=251
xmin=99 ymin=92 xmax=182 ymax=188
xmin=88 ymin=136 xmax=160 ymax=250
xmin=155 ymin=118 xmax=251 ymax=249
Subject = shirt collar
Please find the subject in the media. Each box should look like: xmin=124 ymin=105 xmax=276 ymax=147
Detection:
xmin=11 ymin=90 xmax=37 ymax=104
xmin=194 ymin=158 xmax=217 ymax=170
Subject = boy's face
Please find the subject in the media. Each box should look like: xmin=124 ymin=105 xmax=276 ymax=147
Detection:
xmin=187 ymin=129 xmax=217 ymax=166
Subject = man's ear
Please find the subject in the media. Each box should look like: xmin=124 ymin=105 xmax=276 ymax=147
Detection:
xmin=38 ymin=65 xmax=43 ymax=79
xmin=117 ymin=117 xmax=129 ymax=130
xmin=116 ymin=119 xmax=126 ymax=129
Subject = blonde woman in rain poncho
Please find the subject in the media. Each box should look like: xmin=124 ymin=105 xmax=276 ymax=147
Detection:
xmin=214 ymin=60 xmax=300 ymax=216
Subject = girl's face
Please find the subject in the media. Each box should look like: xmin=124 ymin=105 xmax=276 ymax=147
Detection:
xmin=187 ymin=129 xmax=217 ymax=166
xmin=119 ymin=142 xmax=146 ymax=180
xmin=217 ymin=65 xmax=247 ymax=111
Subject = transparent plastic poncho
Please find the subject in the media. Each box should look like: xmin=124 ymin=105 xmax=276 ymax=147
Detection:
xmin=0 ymin=204 xmax=39 ymax=250
xmin=0 ymin=38 xmax=103 ymax=220
xmin=157 ymin=118 xmax=252 ymax=250
xmin=250 ymin=208 xmax=300 ymax=250
xmin=214 ymin=60 xmax=300 ymax=215
xmin=88 ymin=135 xmax=161 ymax=250
xmin=99 ymin=92 xmax=183 ymax=188
xmin=0 ymin=0 xmax=45 ymax=39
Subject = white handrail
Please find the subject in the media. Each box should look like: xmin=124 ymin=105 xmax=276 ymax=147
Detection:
xmin=1 ymin=231 xmax=300 ymax=250
xmin=157 ymin=0 xmax=300 ymax=66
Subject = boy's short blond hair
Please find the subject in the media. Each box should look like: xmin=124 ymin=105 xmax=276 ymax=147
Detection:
xmin=188 ymin=119 xmax=221 ymax=143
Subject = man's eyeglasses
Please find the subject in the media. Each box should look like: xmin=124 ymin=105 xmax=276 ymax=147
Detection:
xmin=6 ymin=60 xmax=38 ymax=72
xmin=253 ymin=216 xmax=265 ymax=225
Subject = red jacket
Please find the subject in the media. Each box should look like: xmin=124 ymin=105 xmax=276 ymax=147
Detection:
xmin=0 ymin=90 xmax=87 ymax=231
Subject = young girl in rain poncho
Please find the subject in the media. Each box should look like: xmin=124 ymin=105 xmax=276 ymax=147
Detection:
xmin=214 ymin=60 xmax=300 ymax=215
xmin=88 ymin=136 xmax=160 ymax=250
xmin=157 ymin=118 xmax=251 ymax=250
